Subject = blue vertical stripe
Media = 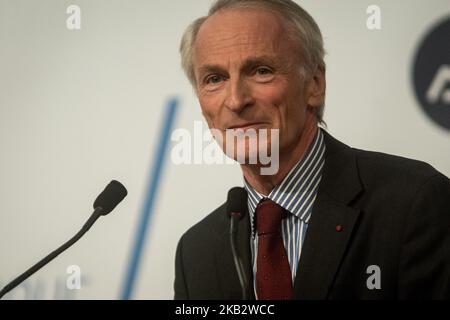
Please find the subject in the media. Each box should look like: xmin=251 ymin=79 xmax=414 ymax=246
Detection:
xmin=120 ymin=98 xmax=179 ymax=300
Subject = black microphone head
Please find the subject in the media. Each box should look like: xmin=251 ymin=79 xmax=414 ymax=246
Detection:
xmin=226 ymin=187 xmax=247 ymax=219
xmin=93 ymin=180 xmax=127 ymax=215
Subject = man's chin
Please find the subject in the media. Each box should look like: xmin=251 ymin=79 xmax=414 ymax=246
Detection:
xmin=223 ymin=144 xmax=274 ymax=164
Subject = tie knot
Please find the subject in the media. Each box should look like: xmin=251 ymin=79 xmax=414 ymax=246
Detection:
xmin=256 ymin=199 xmax=285 ymax=236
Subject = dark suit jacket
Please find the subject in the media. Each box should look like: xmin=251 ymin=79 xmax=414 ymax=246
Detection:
xmin=174 ymin=130 xmax=450 ymax=299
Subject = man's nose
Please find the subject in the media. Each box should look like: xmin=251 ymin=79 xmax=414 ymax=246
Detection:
xmin=223 ymin=77 xmax=253 ymax=113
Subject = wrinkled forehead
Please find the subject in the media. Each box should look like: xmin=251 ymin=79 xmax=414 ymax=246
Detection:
xmin=193 ymin=8 xmax=296 ymax=67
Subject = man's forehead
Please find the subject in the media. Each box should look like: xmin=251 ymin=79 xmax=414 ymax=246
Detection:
xmin=193 ymin=8 xmax=291 ymax=65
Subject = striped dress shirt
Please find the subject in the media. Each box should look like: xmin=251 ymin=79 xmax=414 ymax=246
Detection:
xmin=243 ymin=128 xmax=326 ymax=294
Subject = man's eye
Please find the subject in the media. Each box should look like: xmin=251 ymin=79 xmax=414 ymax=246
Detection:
xmin=256 ymin=67 xmax=273 ymax=76
xmin=205 ymin=75 xmax=223 ymax=84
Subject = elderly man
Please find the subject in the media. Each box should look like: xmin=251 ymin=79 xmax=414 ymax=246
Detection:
xmin=174 ymin=0 xmax=450 ymax=300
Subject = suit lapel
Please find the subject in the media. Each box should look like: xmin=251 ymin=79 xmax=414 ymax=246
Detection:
xmin=294 ymin=192 xmax=361 ymax=299
xmin=215 ymin=207 xmax=255 ymax=300
xmin=294 ymin=130 xmax=363 ymax=299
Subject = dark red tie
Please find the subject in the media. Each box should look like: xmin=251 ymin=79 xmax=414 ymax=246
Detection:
xmin=256 ymin=199 xmax=293 ymax=300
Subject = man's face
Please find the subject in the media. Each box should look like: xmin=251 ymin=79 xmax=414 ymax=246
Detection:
xmin=193 ymin=8 xmax=320 ymax=163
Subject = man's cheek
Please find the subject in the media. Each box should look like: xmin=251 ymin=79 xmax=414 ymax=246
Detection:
xmin=199 ymin=101 xmax=211 ymax=117
xmin=201 ymin=109 xmax=214 ymax=126
xmin=201 ymin=103 xmax=222 ymax=127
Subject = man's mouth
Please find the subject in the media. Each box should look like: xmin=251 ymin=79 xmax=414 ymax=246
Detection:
xmin=227 ymin=122 xmax=268 ymax=131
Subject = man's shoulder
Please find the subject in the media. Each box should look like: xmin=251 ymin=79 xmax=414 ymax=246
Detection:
xmin=323 ymin=130 xmax=447 ymax=192
xmin=351 ymin=146 xmax=445 ymax=189
xmin=180 ymin=202 xmax=228 ymax=245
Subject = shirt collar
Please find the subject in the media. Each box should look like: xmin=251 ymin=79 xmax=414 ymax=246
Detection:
xmin=244 ymin=128 xmax=326 ymax=236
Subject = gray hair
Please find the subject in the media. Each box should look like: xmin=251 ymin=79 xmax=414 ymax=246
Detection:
xmin=180 ymin=0 xmax=326 ymax=123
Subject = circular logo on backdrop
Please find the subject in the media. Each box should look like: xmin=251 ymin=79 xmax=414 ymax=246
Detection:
xmin=413 ymin=16 xmax=450 ymax=131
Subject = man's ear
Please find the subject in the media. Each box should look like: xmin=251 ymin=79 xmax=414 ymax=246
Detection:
xmin=306 ymin=66 xmax=326 ymax=109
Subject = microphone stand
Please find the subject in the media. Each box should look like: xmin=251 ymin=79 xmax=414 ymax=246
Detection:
xmin=0 ymin=207 xmax=104 ymax=299
xmin=230 ymin=213 xmax=249 ymax=300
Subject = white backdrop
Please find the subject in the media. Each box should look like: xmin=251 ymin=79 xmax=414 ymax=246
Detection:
xmin=1 ymin=0 xmax=449 ymax=299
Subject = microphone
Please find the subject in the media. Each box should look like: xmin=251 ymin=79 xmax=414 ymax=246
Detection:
xmin=227 ymin=187 xmax=250 ymax=300
xmin=0 ymin=180 xmax=127 ymax=299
